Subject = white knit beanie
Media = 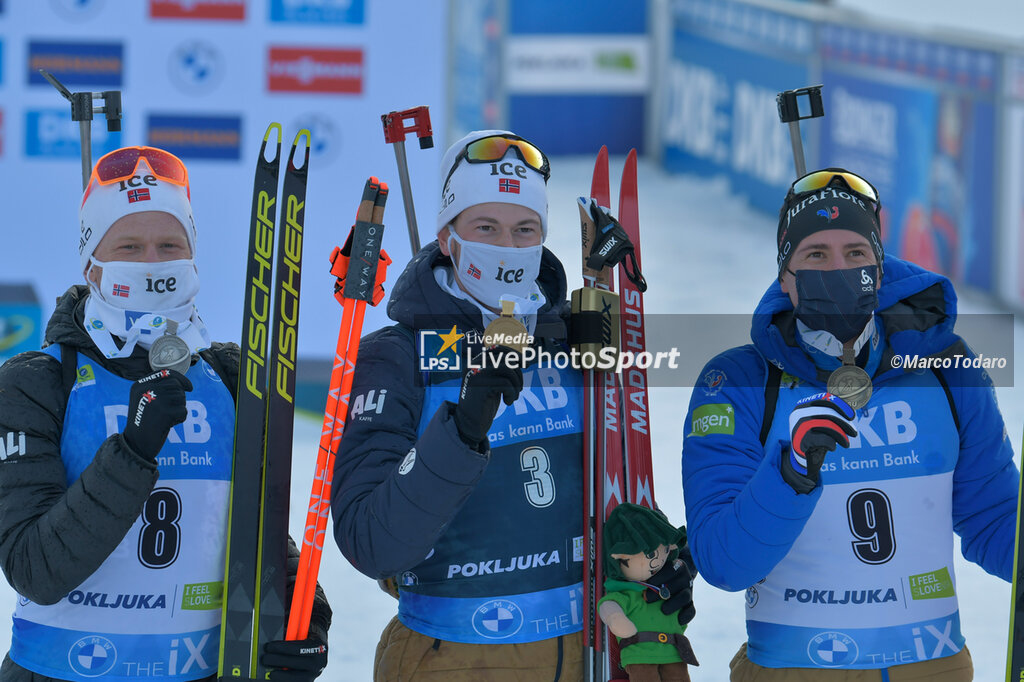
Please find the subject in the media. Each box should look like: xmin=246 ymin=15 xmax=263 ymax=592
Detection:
xmin=79 ymin=155 xmax=196 ymax=272
xmin=437 ymin=129 xmax=548 ymax=238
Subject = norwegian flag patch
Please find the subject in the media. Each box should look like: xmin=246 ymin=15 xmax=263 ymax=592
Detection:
xmin=127 ymin=188 xmax=151 ymax=203
xmin=467 ymin=264 xmax=482 ymax=280
xmin=498 ymin=178 xmax=520 ymax=194
xmin=112 ymin=283 xmax=130 ymax=298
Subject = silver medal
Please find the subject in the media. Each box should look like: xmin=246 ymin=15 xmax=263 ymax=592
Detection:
xmin=826 ymin=364 xmax=872 ymax=409
xmin=148 ymin=319 xmax=192 ymax=375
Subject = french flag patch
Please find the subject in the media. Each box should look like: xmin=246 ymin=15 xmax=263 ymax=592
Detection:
xmin=498 ymin=178 xmax=520 ymax=194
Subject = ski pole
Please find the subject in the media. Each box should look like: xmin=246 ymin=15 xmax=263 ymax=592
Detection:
xmin=381 ymin=106 xmax=433 ymax=256
xmin=286 ymin=178 xmax=391 ymax=641
xmin=38 ymin=69 xmax=122 ymax=189
xmin=775 ymin=85 xmax=824 ymax=178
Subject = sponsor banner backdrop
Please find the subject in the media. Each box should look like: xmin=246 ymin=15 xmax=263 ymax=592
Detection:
xmin=661 ymin=0 xmax=815 ymax=214
xmin=819 ymin=23 xmax=998 ymax=294
xmin=0 ymin=1 xmax=446 ymax=358
xmin=448 ymin=0 xmax=502 ymax=142
xmin=1002 ymin=56 xmax=1024 ymax=307
xmin=505 ymin=0 xmax=650 ymax=154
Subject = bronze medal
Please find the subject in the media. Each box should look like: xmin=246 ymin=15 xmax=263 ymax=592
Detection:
xmin=826 ymin=364 xmax=872 ymax=409
xmin=148 ymin=319 xmax=192 ymax=375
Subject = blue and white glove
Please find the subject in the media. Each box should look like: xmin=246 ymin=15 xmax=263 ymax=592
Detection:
xmin=781 ymin=392 xmax=857 ymax=494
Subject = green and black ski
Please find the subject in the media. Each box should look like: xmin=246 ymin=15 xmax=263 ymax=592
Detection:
xmin=219 ymin=123 xmax=311 ymax=680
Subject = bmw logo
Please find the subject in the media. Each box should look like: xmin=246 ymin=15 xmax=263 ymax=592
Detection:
xmin=807 ymin=631 xmax=859 ymax=667
xmin=69 ymin=635 xmax=117 ymax=677
xmin=471 ymin=599 xmax=524 ymax=640
xmin=169 ymin=41 xmax=223 ymax=95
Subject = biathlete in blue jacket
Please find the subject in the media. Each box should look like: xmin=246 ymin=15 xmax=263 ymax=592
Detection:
xmin=681 ymin=168 xmax=1018 ymax=682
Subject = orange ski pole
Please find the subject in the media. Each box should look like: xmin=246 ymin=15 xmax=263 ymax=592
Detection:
xmin=287 ymin=178 xmax=390 ymax=640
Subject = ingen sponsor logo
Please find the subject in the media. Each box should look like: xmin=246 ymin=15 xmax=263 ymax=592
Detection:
xmin=149 ymin=0 xmax=245 ymax=20
xmin=27 ymin=40 xmax=123 ymax=87
xmin=267 ymin=46 xmax=363 ymax=94
xmin=146 ymin=114 xmax=241 ymax=160
xmin=270 ymin=0 xmax=365 ymax=24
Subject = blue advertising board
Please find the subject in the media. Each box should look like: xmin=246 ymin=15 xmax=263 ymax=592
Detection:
xmin=269 ymin=0 xmax=365 ymax=24
xmin=819 ymin=24 xmax=998 ymax=292
xmin=505 ymin=0 xmax=649 ymax=154
xmin=661 ymin=0 xmax=815 ymax=213
xmin=25 ymin=108 xmax=122 ymax=158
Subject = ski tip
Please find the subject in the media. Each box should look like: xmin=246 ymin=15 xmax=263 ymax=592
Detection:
xmin=376 ymin=183 xmax=389 ymax=205
xmin=288 ymin=128 xmax=312 ymax=169
xmin=263 ymin=122 xmax=283 ymax=145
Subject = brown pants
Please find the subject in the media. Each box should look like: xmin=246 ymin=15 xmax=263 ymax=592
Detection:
xmin=373 ymin=616 xmax=583 ymax=681
xmin=624 ymin=662 xmax=692 ymax=681
xmin=729 ymin=643 xmax=973 ymax=681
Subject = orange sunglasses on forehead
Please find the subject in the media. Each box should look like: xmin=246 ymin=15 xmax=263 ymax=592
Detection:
xmin=88 ymin=146 xmax=190 ymax=193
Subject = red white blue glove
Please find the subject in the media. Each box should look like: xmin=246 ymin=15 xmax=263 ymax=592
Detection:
xmin=781 ymin=392 xmax=857 ymax=494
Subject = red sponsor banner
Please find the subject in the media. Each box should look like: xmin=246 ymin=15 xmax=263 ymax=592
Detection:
xmin=267 ymin=47 xmax=363 ymax=94
xmin=149 ymin=0 xmax=245 ymax=21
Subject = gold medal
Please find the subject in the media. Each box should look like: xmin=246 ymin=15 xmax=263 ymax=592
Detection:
xmin=482 ymin=300 xmax=530 ymax=353
xmin=148 ymin=319 xmax=192 ymax=375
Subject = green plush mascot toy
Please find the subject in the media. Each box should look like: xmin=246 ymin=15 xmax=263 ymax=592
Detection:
xmin=599 ymin=503 xmax=700 ymax=682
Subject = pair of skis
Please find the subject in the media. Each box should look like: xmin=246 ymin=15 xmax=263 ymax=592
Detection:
xmin=579 ymin=148 xmax=655 ymax=682
xmin=219 ymin=123 xmax=311 ymax=679
xmin=219 ymin=125 xmax=392 ymax=679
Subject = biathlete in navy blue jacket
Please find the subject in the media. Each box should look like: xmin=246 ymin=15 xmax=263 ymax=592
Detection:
xmin=332 ymin=130 xmax=588 ymax=681
xmin=681 ymin=169 xmax=1018 ymax=682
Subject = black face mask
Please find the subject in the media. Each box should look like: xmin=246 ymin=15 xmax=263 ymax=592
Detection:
xmin=793 ymin=265 xmax=879 ymax=343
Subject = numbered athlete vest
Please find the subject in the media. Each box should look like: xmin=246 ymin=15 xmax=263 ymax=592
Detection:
xmin=9 ymin=348 xmax=234 ymax=681
xmin=745 ymin=370 xmax=962 ymax=669
xmin=398 ymin=362 xmax=585 ymax=644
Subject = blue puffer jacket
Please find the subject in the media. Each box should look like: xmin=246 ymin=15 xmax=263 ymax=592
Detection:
xmin=682 ymin=256 xmax=1018 ymax=594
xmin=331 ymin=241 xmax=574 ymax=579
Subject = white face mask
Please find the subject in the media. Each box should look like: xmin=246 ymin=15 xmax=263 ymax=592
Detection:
xmin=447 ymin=227 xmax=542 ymax=309
xmin=83 ymin=258 xmax=208 ymax=359
xmin=88 ymin=258 xmax=200 ymax=311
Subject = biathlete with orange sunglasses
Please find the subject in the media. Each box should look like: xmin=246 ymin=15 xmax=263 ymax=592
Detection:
xmin=0 ymin=147 xmax=332 ymax=681
xmin=681 ymin=169 xmax=1017 ymax=681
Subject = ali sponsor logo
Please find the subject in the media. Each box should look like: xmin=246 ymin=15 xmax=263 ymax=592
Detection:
xmin=0 ymin=431 xmax=26 ymax=460
xmin=349 ymin=389 xmax=386 ymax=420
xmin=267 ymin=46 xmax=363 ymax=93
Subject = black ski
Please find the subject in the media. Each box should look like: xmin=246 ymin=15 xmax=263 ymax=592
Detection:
xmin=220 ymin=122 xmax=283 ymax=681
xmin=254 ymin=130 xmax=311 ymax=675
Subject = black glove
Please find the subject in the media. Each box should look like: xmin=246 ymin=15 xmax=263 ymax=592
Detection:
xmin=453 ymin=346 xmax=524 ymax=449
xmin=261 ymin=638 xmax=328 ymax=682
xmin=121 ymin=369 xmax=192 ymax=461
xmin=781 ymin=392 xmax=858 ymax=494
xmin=642 ymin=538 xmax=696 ymax=626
